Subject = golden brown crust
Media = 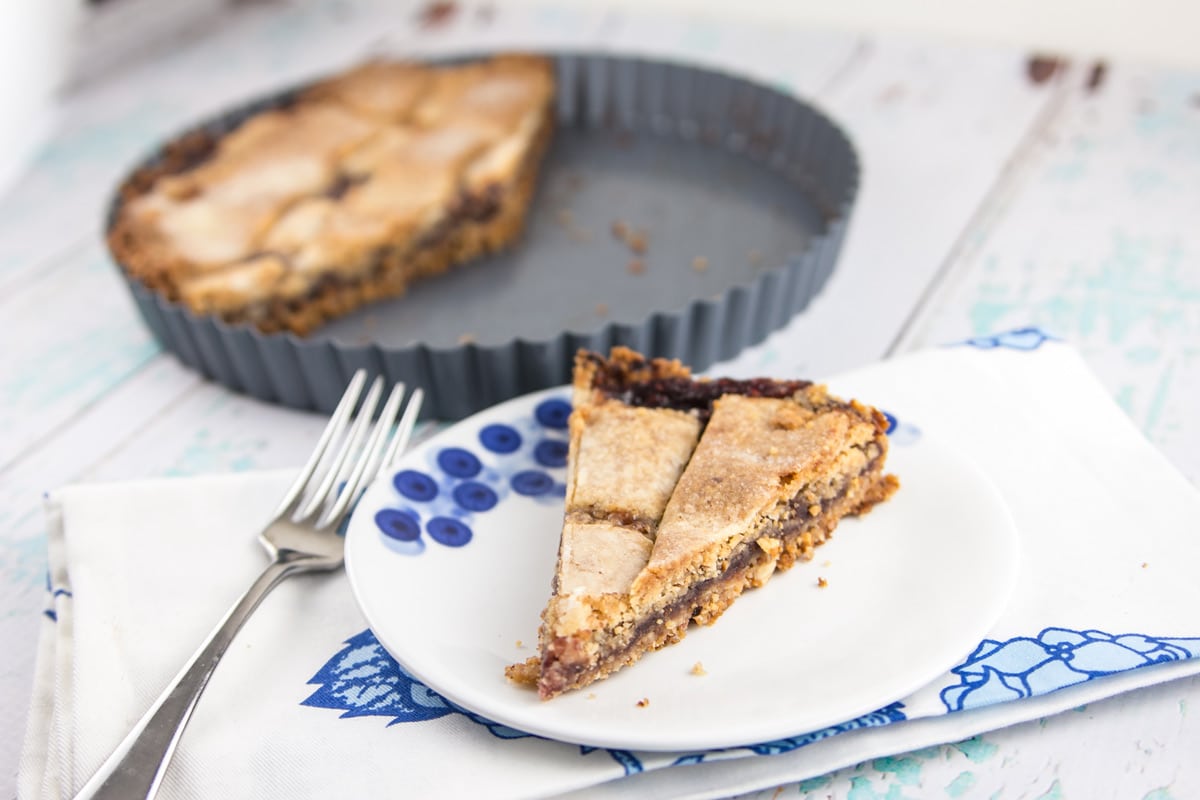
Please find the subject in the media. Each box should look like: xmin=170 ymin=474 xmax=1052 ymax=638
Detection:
xmin=630 ymin=393 xmax=882 ymax=609
xmin=516 ymin=348 xmax=900 ymax=700
xmin=302 ymin=60 xmax=432 ymax=122
xmin=108 ymin=55 xmax=556 ymax=335
xmin=565 ymin=401 xmax=701 ymax=528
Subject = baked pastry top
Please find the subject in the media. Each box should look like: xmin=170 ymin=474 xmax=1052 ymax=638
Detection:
xmin=109 ymin=55 xmax=555 ymax=335
xmin=508 ymin=347 xmax=899 ymax=699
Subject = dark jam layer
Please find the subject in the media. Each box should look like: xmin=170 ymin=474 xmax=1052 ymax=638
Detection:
xmin=610 ymin=376 xmax=812 ymax=421
xmin=413 ymin=184 xmax=504 ymax=250
xmin=584 ymin=351 xmax=811 ymax=420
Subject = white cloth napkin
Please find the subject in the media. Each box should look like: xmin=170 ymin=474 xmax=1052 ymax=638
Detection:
xmin=20 ymin=330 xmax=1200 ymax=800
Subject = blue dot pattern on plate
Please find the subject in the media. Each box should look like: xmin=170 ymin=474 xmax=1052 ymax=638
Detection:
xmin=534 ymin=398 xmax=571 ymax=429
xmin=512 ymin=470 xmax=556 ymax=496
xmin=376 ymin=395 xmax=570 ymax=555
xmin=480 ymin=424 xmax=522 ymax=453
xmin=375 ymin=508 xmax=425 ymax=555
xmin=394 ymin=470 xmax=438 ymax=502
xmin=533 ymin=439 xmax=568 ymax=468
xmin=427 ymin=516 xmax=473 ymax=547
xmin=452 ymin=481 xmax=498 ymax=512
xmin=881 ymin=409 xmax=921 ymax=447
xmin=437 ymin=447 xmax=482 ymax=478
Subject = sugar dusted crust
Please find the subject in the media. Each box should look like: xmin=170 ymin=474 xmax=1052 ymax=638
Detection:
xmin=108 ymin=55 xmax=555 ymax=335
xmin=566 ymin=402 xmax=701 ymax=530
xmin=511 ymin=347 xmax=899 ymax=699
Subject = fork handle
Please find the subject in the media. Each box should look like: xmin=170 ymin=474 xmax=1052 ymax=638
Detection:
xmin=73 ymin=550 xmax=325 ymax=800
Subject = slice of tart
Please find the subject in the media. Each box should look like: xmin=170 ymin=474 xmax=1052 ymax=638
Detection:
xmin=507 ymin=347 xmax=899 ymax=699
xmin=108 ymin=55 xmax=555 ymax=335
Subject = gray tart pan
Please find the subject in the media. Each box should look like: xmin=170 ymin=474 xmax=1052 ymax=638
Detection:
xmin=107 ymin=52 xmax=860 ymax=420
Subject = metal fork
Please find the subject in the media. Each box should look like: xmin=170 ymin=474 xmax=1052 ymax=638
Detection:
xmin=74 ymin=371 xmax=423 ymax=800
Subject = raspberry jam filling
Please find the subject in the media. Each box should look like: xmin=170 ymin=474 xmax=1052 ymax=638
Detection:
xmin=586 ymin=350 xmax=812 ymax=421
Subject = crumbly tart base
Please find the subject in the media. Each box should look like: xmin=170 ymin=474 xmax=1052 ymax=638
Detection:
xmin=522 ymin=454 xmax=897 ymax=699
xmin=108 ymin=56 xmax=556 ymax=336
xmin=506 ymin=347 xmax=899 ymax=700
xmin=241 ymin=118 xmax=552 ymax=335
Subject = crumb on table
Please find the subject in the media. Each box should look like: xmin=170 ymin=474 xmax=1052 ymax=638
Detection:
xmin=627 ymin=230 xmax=648 ymax=254
xmin=691 ymin=256 xmax=709 ymax=272
xmin=817 ymin=576 xmax=828 ymax=588
xmin=627 ymin=258 xmax=645 ymax=275
xmin=457 ymin=333 xmax=477 ymax=345
xmin=595 ymin=302 xmax=609 ymax=316
xmin=556 ymin=208 xmax=593 ymax=242
xmin=611 ymin=220 xmax=649 ymax=254
xmin=636 ymin=697 xmax=650 ymax=708
xmin=415 ymin=0 xmax=458 ymax=29
xmin=690 ymin=661 xmax=707 ymax=676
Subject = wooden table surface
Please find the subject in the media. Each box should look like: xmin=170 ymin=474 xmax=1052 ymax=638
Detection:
xmin=3 ymin=2 xmax=1198 ymax=797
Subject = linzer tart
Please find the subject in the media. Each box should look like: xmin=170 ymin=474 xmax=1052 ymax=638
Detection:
xmin=108 ymin=55 xmax=555 ymax=335
xmin=506 ymin=347 xmax=899 ymax=699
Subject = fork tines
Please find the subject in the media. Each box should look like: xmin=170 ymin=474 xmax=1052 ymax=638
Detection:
xmin=276 ymin=370 xmax=423 ymax=529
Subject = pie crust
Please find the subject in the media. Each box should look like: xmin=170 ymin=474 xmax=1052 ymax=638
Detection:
xmin=507 ymin=347 xmax=899 ymax=699
xmin=108 ymin=55 xmax=555 ymax=335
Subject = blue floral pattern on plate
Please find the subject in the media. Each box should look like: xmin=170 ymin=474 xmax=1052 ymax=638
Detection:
xmin=375 ymin=396 xmax=570 ymax=555
xmin=940 ymin=627 xmax=1200 ymax=712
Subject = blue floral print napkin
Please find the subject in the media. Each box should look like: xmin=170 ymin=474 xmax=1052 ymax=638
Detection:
xmin=20 ymin=330 xmax=1200 ymax=799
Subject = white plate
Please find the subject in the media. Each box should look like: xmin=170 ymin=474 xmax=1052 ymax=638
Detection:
xmin=345 ymin=387 xmax=1020 ymax=751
